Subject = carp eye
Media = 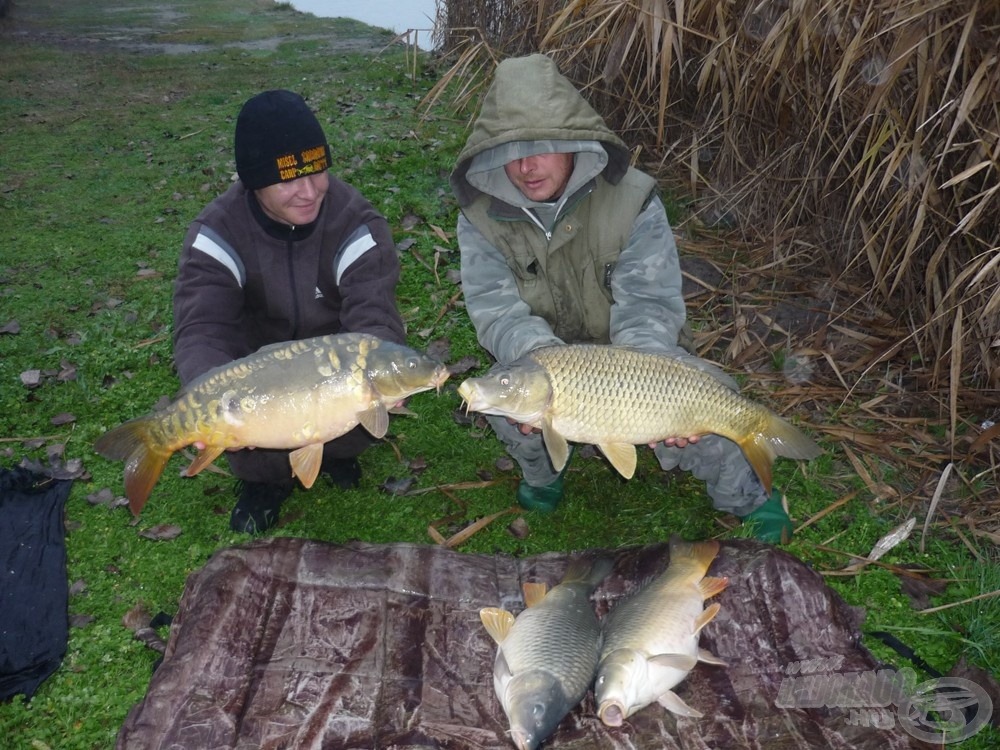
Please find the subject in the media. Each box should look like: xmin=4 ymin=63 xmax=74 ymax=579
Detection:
xmin=405 ymin=356 xmax=419 ymax=370
xmin=532 ymin=702 xmax=546 ymax=721
xmin=500 ymin=376 xmax=510 ymax=387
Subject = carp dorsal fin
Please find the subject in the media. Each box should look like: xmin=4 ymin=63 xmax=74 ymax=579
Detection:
xmin=698 ymin=576 xmax=729 ymax=600
xmin=541 ymin=418 xmax=570 ymax=472
xmin=693 ymin=602 xmax=722 ymax=635
xmin=357 ymin=403 xmax=390 ymax=438
xmin=698 ymin=647 xmax=728 ymax=666
xmin=598 ymin=442 xmax=637 ymax=479
xmin=656 ymin=689 xmax=703 ymax=718
xmin=648 ymin=653 xmax=698 ymax=671
xmin=522 ymin=581 xmax=548 ymax=607
xmin=289 ymin=443 xmax=323 ymax=488
xmin=480 ymin=607 xmax=515 ymax=644
xmin=182 ymin=445 xmax=226 ymax=478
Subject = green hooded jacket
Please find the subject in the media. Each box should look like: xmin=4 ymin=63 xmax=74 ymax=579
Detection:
xmin=448 ymin=55 xmax=758 ymax=514
xmin=450 ymin=54 xmax=686 ymax=364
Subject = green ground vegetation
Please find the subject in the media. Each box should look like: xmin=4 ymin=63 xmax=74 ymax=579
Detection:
xmin=1 ymin=1 xmax=997 ymax=748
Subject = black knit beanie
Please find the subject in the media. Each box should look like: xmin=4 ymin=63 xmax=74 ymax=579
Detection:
xmin=234 ymin=90 xmax=332 ymax=190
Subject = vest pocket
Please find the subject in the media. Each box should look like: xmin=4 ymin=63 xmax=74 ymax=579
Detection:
xmin=504 ymin=253 xmax=539 ymax=282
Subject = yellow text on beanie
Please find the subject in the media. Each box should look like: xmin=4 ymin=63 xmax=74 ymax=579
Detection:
xmin=234 ymin=89 xmax=331 ymax=190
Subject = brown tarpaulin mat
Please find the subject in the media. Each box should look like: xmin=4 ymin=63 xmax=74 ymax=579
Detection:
xmin=117 ymin=538 xmax=920 ymax=749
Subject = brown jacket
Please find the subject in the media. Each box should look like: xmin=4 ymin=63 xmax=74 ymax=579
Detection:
xmin=173 ymin=179 xmax=404 ymax=385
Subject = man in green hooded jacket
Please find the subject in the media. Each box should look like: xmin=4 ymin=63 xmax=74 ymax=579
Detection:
xmin=450 ymin=54 xmax=793 ymax=542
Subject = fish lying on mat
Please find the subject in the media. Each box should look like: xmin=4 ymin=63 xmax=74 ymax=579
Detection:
xmin=457 ymin=344 xmax=821 ymax=489
xmin=595 ymin=536 xmax=728 ymax=725
xmin=480 ymin=557 xmax=613 ymax=750
xmin=94 ymin=333 xmax=449 ymax=514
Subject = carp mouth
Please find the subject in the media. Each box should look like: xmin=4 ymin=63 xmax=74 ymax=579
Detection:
xmin=456 ymin=381 xmax=484 ymax=412
xmin=509 ymin=729 xmax=534 ymax=750
xmin=598 ymin=701 xmax=626 ymax=727
xmin=432 ymin=364 xmax=451 ymax=392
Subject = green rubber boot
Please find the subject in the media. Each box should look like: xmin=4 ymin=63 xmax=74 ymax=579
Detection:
xmin=740 ymin=492 xmax=793 ymax=544
xmin=516 ymin=474 xmax=566 ymax=513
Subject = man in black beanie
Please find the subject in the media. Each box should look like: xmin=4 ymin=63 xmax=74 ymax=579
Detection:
xmin=172 ymin=89 xmax=406 ymax=533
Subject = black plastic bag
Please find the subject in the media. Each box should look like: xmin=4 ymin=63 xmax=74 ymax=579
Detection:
xmin=0 ymin=467 xmax=72 ymax=701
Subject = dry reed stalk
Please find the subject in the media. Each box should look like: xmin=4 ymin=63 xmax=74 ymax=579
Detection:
xmin=434 ymin=1 xmax=999 ymax=394
xmin=430 ymin=0 xmax=1000 ymax=533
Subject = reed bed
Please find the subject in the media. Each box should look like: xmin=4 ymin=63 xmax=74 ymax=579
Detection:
xmin=433 ymin=0 xmax=1000 ymax=394
xmin=430 ymin=0 xmax=1000 ymax=520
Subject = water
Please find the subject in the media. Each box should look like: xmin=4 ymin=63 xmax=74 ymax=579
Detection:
xmin=286 ymin=0 xmax=439 ymax=48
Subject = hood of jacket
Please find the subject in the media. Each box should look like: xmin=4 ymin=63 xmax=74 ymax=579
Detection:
xmin=450 ymin=54 xmax=631 ymax=209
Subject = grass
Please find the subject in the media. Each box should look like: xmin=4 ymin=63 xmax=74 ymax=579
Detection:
xmin=1 ymin=1 xmax=997 ymax=748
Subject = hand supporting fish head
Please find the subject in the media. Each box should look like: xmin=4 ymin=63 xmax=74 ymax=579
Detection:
xmin=456 ymin=361 xmax=551 ymax=426
xmin=502 ymin=670 xmax=571 ymax=750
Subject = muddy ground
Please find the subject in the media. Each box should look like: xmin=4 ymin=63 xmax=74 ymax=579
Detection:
xmin=0 ymin=1 xmax=394 ymax=55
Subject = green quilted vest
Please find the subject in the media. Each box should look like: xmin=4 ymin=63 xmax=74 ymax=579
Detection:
xmin=461 ymin=168 xmax=657 ymax=344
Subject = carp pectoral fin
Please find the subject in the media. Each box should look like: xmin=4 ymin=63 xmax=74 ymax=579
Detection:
xmin=656 ymin=689 xmax=703 ymax=718
xmin=648 ymin=653 xmax=698 ymax=671
xmin=598 ymin=442 xmax=637 ymax=479
xmin=698 ymin=647 xmax=728 ymax=666
xmin=494 ymin=647 xmax=513 ymax=683
xmin=541 ymin=419 xmax=570 ymax=472
xmin=182 ymin=445 xmax=226 ymax=477
xmin=358 ymin=403 xmax=390 ymax=438
xmin=289 ymin=443 xmax=323 ymax=488
xmin=693 ymin=602 xmax=722 ymax=635
xmin=479 ymin=607 xmax=515 ymax=644
xmin=698 ymin=576 xmax=729 ymax=601
xmin=522 ymin=581 xmax=548 ymax=608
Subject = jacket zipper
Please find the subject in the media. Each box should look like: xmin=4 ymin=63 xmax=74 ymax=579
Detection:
xmin=511 ymin=183 xmax=595 ymax=242
xmin=285 ymin=233 xmax=300 ymax=337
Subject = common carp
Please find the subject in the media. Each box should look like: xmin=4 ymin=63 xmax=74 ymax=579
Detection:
xmin=94 ymin=333 xmax=449 ymax=514
xmin=456 ymin=344 xmax=821 ymax=489
xmin=595 ymin=537 xmax=728 ymax=725
xmin=480 ymin=557 xmax=613 ymax=750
